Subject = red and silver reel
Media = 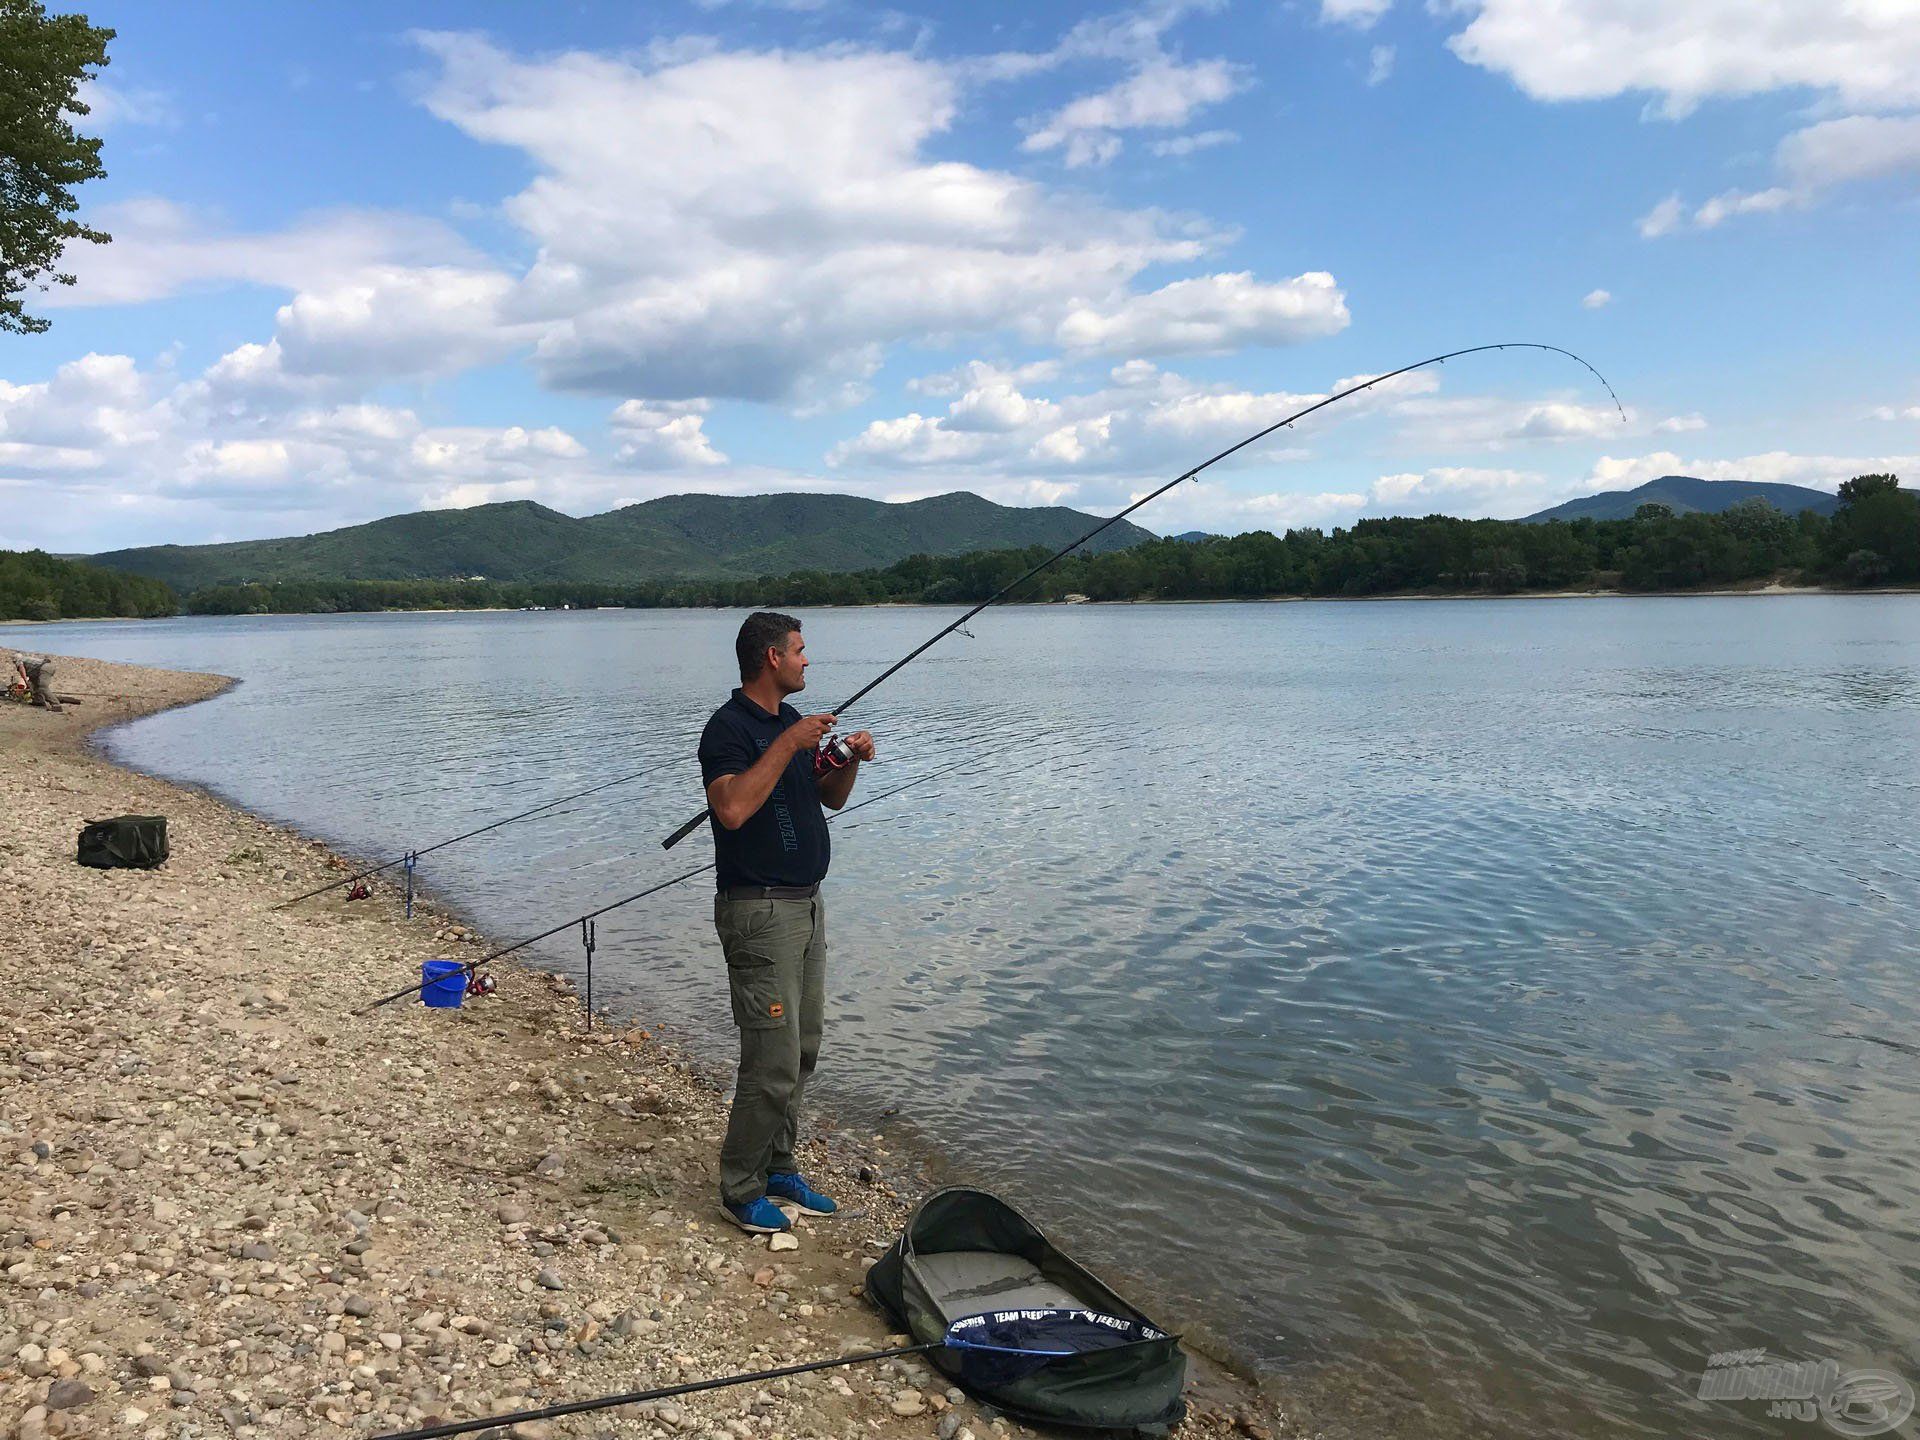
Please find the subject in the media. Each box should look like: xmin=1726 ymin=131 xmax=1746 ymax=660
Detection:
xmin=813 ymin=735 xmax=856 ymax=775
xmin=467 ymin=971 xmax=497 ymax=997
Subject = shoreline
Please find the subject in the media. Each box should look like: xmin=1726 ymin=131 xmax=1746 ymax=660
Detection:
xmin=1 ymin=654 xmax=1286 ymax=1440
xmin=11 ymin=579 xmax=1919 ymax=627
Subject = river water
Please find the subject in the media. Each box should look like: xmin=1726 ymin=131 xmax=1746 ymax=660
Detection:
xmin=27 ymin=598 xmax=1920 ymax=1437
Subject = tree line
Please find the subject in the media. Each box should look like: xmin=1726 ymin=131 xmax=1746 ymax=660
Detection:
xmin=180 ymin=475 xmax=1919 ymax=616
xmin=0 ymin=549 xmax=177 ymax=621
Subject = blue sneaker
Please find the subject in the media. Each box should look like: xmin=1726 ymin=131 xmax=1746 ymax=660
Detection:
xmin=766 ymin=1171 xmax=837 ymax=1217
xmin=721 ymin=1196 xmax=791 ymax=1234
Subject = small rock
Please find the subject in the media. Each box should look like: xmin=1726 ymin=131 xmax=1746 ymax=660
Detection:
xmin=536 ymin=1268 xmax=565 ymax=1291
xmin=497 ymin=1202 xmax=528 ymax=1225
xmin=768 ymin=1232 xmax=799 ymax=1253
xmin=752 ymin=1267 xmax=776 ymax=1287
xmin=239 ymin=1243 xmax=274 ymax=1262
xmin=938 ymin=1415 xmax=962 ymax=1440
xmin=344 ymin=1296 xmax=373 ymax=1318
xmin=486 ymin=1345 xmax=514 ymax=1368
xmin=889 ymin=1390 xmax=926 ymax=1417
xmin=377 ymin=1333 xmax=403 ymax=1351
xmin=46 ymin=1378 xmax=95 ymax=1410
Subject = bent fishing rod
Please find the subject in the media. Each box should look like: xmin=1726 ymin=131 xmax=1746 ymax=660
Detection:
xmin=355 ymin=750 xmax=989 ymax=1014
xmin=275 ymin=755 xmax=683 ymax=908
xmin=662 ymin=341 xmax=1624 ymax=850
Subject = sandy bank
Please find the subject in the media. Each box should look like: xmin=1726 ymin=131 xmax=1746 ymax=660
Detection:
xmin=0 ymin=655 xmax=1285 ymax=1440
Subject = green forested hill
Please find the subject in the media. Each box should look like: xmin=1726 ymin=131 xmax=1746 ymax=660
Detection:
xmin=0 ymin=550 xmax=177 ymax=621
xmin=89 ymin=491 xmax=1153 ymax=591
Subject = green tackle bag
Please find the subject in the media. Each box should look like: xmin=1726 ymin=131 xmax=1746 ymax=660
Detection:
xmin=866 ymin=1188 xmax=1188 ymax=1436
xmin=76 ymin=815 xmax=170 ymax=870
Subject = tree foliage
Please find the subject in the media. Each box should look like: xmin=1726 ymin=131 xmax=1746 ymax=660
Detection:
xmin=175 ymin=476 xmax=1918 ymax=616
xmin=0 ymin=0 xmax=114 ymax=334
xmin=0 ymin=549 xmax=176 ymax=620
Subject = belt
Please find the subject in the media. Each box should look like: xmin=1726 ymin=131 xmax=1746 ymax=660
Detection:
xmin=717 ymin=883 xmax=819 ymax=901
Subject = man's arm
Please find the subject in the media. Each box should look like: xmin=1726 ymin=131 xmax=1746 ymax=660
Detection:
xmin=816 ymin=730 xmax=874 ymax=810
xmin=706 ymin=712 xmax=836 ymax=829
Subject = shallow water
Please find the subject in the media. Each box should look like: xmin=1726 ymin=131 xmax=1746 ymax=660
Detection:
xmin=30 ymin=597 xmax=1920 ymax=1437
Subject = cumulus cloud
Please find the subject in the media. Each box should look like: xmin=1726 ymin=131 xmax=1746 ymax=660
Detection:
xmin=1056 ymin=271 xmax=1349 ymax=354
xmin=1367 ymin=46 xmax=1396 ymax=86
xmin=609 ymin=399 xmax=727 ymax=468
xmin=1445 ymin=1 xmax=1920 ymax=116
xmin=826 ymin=356 xmax=1446 ymax=486
xmin=0 ymin=350 xmax=642 ymax=550
xmin=1582 ymin=288 xmax=1611 ymax=309
xmin=401 ymin=31 xmax=1319 ymax=402
xmin=1023 ymin=57 xmax=1247 ymax=166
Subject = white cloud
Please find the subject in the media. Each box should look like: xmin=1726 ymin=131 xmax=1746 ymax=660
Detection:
xmin=1023 ymin=57 xmax=1247 ymax=166
xmin=1056 ymin=271 xmax=1350 ymax=354
xmin=51 ymin=197 xmax=476 ymax=309
xmin=1389 ymin=394 xmax=1638 ymax=448
xmin=828 ymin=356 xmax=1407 ymax=482
xmin=1657 ymin=115 xmax=1920 ymax=233
xmin=1367 ymin=46 xmax=1396 ymax=86
xmin=1445 ymin=1 xmax=1920 ymax=116
xmin=1582 ymin=288 xmax=1611 ymax=309
xmin=1637 ymin=195 xmax=1684 ymax=239
xmin=1586 ymin=450 xmax=1920 ymax=494
xmin=403 ymin=31 xmax=1309 ymax=402
xmin=609 ymin=400 xmax=728 ymax=468
xmin=1365 ymin=466 xmax=1553 ymax=518
xmin=272 ymin=265 xmax=529 ymax=380
xmin=1322 ymin=0 xmax=1391 ymax=31
xmin=71 ymin=77 xmax=177 ymax=130
xmin=1653 ymin=413 xmax=1706 ymax=434
xmin=1869 ymin=404 xmax=1920 ymax=422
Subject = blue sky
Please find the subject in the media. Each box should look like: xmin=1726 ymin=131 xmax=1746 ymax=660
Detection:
xmin=5 ymin=0 xmax=1918 ymax=552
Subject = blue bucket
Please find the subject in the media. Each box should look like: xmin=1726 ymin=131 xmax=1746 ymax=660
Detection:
xmin=421 ymin=960 xmax=466 ymax=1008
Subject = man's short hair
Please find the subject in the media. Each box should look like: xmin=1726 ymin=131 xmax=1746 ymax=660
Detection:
xmin=736 ymin=611 xmax=801 ymax=682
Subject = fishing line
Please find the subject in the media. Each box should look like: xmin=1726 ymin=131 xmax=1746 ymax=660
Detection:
xmin=661 ymin=341 xmax=1624 ymax=849
xmin=275 ymin=755 xmax=683 ymax=908
xmin=354 ymin=748 xmax=999 ymax=1014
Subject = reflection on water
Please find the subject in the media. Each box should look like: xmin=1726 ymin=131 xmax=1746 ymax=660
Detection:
xmin=32 ymin=596 xmax=1920 ymax=1439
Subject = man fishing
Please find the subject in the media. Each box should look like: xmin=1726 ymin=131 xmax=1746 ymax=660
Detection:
xmin=700 ymin=611 xmax=874 ymax=1234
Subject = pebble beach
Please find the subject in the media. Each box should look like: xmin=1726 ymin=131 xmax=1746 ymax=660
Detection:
xmin=0 ymin=653 xmax=1285 ymax=1440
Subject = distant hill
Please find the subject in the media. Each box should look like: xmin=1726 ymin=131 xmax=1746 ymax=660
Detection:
xmin=1168 ymin=530 xmax=1219 ymax=543
xmin=1523 ymin=475 xmax=1841 ymax=523
xmin=88 ymin=492 xmax=1154 ymax=592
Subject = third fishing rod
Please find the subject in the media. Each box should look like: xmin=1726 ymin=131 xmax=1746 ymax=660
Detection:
xmin=661 ymin=341 xmax=1624 ymax=849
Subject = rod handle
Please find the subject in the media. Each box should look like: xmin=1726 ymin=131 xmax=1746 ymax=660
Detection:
xmin=663 ymin=808 xmax=709 ymax=850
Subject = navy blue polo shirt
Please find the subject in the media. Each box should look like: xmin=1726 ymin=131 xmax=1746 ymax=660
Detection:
xmin=697 ymin=688 xmax=831 ymax=889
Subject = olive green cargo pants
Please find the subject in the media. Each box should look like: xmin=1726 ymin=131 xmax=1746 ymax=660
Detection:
xmin=715 ymin=893 xmax=826 ymax=1207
